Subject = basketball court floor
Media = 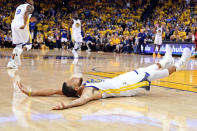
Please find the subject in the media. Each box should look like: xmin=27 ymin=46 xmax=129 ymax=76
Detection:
xmin=0 ymin=48 xmax=197 ymax=131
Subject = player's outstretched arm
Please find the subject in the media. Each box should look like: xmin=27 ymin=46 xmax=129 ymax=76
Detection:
xmin=52 ymin=88 xmax=101 ymax=110
xmin=17 ymin=82 xmax=63 ymax=96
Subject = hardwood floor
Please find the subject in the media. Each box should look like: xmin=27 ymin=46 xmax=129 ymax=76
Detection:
xmin=0 ymin=49 xmax=196 ymax=131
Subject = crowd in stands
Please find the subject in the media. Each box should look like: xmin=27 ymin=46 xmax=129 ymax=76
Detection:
xmin=0 ymin=0 xmax=196 ymax=54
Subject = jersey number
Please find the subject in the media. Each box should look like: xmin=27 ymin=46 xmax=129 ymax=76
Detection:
xmin=16 ymin=9 xmax=21 ymax=15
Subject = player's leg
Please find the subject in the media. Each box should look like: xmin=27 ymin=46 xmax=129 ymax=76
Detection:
xmin=157 ymin=45 xmax=161 ymax=58
xmin=72 ymin=42 xmax=82 ymax=58
xmin=147 ymin=48 xmax=191 ymax=81
xmin=72 ymin=35 xmax=83 ymax=58
xmin=157 ymin=37 xmax=162 ymax=58
xmin=136 ymin=44 xmax=173 ymax=73
xmin=153 ymin=36 xmax=157 ymax=58
xmin=7 ymin=26 xmax=23 ymax=69
xmin=15 ymin=28 xmax=32 ymax=66
xmin=153 ymin=44 xmax=157 ymax=58
xmin=21 ymin=27 xmax=32 ymax=52
xmin=136 ymin=63 xmax=161 ymax=74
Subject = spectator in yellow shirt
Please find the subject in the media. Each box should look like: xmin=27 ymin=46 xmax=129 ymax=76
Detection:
xmin=179 ymin=30 xmax=186 ymax=42
xmin=37 ymin=22 xmax=42 ymax=31
xmin=34 ymin=32 xmax=44 ymax=49
xmin=123 ymin=27 xmax=130 ymax=36
xmin=108 ymin=33 xmax=120 ymax=52
xmin=170 ymin=28 xmax=180 ymax=41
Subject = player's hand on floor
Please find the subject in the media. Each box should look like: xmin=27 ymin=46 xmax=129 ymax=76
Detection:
xmin=17 ymin=81 xmax=29 ymax=96
xmin=52 ymin=102 xmax=66 ymax=110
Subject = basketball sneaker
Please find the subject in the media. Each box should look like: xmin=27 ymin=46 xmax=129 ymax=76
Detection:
xmin=153 ymin=52 xmax=156 ymax=59
xmin=159 ymin=45 xmax=174 ymax=68
xmin=7 ymin=69 xmax=18 ymax=78
xmin=7 ymin=60 xmax=18 ymax=69
xmin=157 ymin=53 xmax=161 ymax=58
xmin=175 ymin=48 xmax=191 ymax=71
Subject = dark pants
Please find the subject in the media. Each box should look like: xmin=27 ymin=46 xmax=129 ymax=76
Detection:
xmin=4 ymin=41 xmax=12 ymax=48
xmin=106 ymin=44 xmax=116 ymax=52
xmin=56 ymin=40 xmax=61 ymax=50
xmin=96 ymin=44 xmax=105 ymax=51
xmin=33 ymin=42 xmax=41 ymax=49
xmin=123 ymin=45 xmax=132 ymax=53
xmin=89 ymin=43 xmax=96 ymax=51
xmin=46 ymin=41 xmax=54 ymax=49
xmin=137 ymin=41 xmax=146 ymax=54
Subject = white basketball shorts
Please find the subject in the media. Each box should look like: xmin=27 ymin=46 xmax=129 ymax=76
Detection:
xmin=11 ymin=23 xmax=30 ymax=45
xmin=154 ymin=36 xmax=162 ymax=45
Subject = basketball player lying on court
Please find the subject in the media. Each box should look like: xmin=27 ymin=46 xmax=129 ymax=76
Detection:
xmin=17 ymin=46 xmax=191 ymax=110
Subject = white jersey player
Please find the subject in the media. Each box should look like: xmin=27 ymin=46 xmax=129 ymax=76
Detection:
xmin=68 ymin=14 xmax=84 ymax=59
xmin=153 ymin=22 xmax=163 ymax=58
xmin=7 ymin=0 xmax=34 ymax=69
xmin=17 ymin=46 xmax=192 ymax=110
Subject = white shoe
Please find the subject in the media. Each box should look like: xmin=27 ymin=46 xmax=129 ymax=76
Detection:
xmin=159 ymin=45 xmax=174 ymax=68
xmin=175 ymin=48 xmax=191 ymax=70
xmin=7 ymin=61 xmax=18 ymax=69
xmin=14 ymin=55 xmax=21 ymax=66
xmin=7 ymin=69 xmax=18 ymax=78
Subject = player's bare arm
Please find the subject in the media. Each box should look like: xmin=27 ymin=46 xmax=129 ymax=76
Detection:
xmin=17 ymin=82 xmax=63 ymax=96
xmin=52 ymin=87 xmax=102 ymax=110
xmin=20 ymin=5 xmax=34 ymax=29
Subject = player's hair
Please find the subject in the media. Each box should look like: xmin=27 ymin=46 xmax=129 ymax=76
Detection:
xmin=62 ymin=82 xmax=78 ymax=97
xmin=78 ymin=78 xmax=83 ymax=86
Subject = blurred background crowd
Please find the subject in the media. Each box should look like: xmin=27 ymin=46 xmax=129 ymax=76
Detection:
xmin=0 ymin=0 xmax=196 ymax=54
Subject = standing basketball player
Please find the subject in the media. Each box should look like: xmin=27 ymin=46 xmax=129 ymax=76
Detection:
xmin=7 ymin=0 xmax=34 ymax=69
xmin=153 ymin=22 xmax=163 ymax=58
xmin=68 ymin=14 xmax=83 ymax=59
xmin=17 ymin=46 xmax=192 ymax=110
